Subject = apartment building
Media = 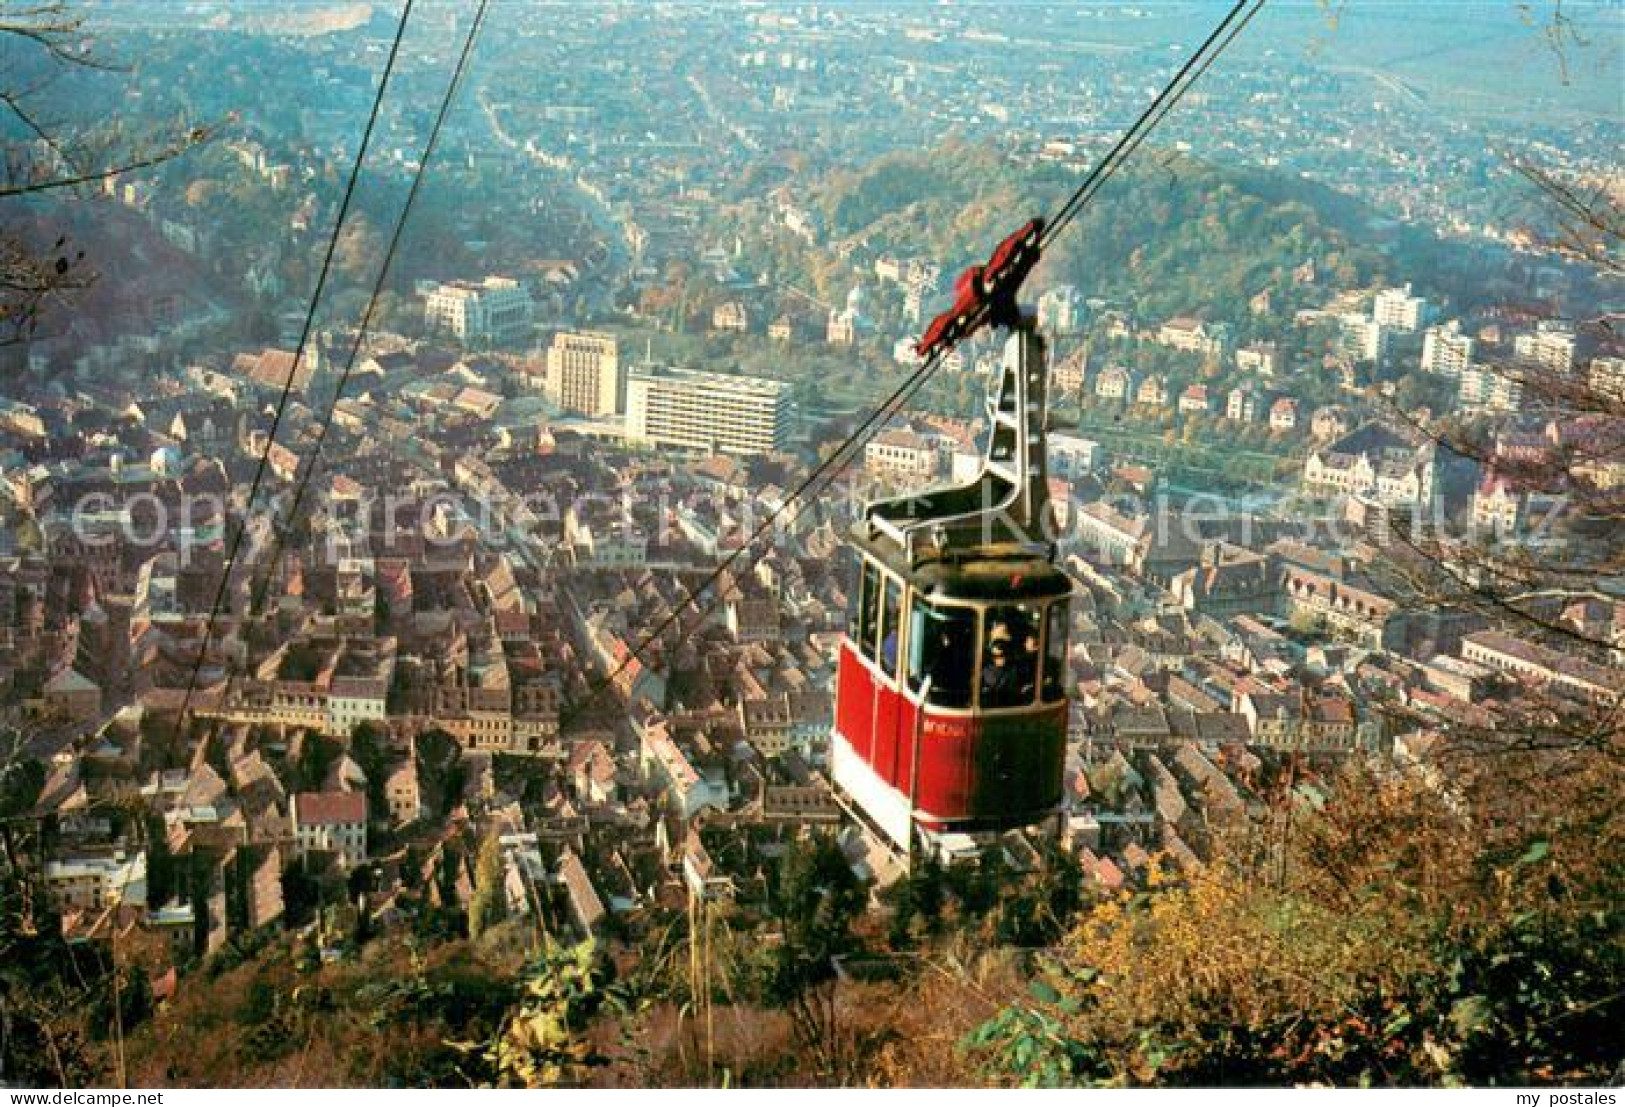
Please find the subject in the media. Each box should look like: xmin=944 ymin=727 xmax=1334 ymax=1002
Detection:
xmin=544 ymin=330 xmax=623 ymax=416
xmin=424 ymin=276 xmax=533 ymax=346
xmin=625 ymin=367 xmax=792 ymax=457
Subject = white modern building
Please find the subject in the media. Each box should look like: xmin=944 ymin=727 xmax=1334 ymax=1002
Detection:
xmin=424 ymin=276 xmax=534 ymax=346
xmin=1038 ymin=285 xmax=1084 ymax=336
xmin=544 ymin=330 xmax=623 ymax=416
xmin=1049 ymin=431 xmax=1104 ymax=480
xmin=1460 ymin=364 xmax=1523 ymax=412
xmin=1339 ymin=312 xmax=1390 ymax=364
xmin=1514 ymin=321 xmax=1576 ymax=374
xmin=1421 ymin=321 xmax=1475 ymax=377
xmin=1372 ymin=283 xmax=1430 ymax=332
xmin=625 ymin=367 xmax=793 ymax=457
xmin=1590 ymin=355 xmax=1625 ymax=401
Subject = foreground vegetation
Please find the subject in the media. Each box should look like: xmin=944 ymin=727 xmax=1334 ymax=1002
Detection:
xmin=6 ymin=739 xmax=1615 ymax=1089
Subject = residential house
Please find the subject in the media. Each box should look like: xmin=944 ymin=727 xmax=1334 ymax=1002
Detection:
xmin=290 ymin=791 xmax=367 ymax=868
xmin=1135 ymin=374 xmax=1170 ymax=407
xmin=1235 ymin=342 xmax=1279 ymax=377
xmin=384 ymin=760 xmax=425 ymax=826
xmin=1225 ymin=386 xmax=1260 ymax=423
xmin=1177 ymin=384 xmax=1212 ymax=415
xmin=711 ymin=301 xmax=749 ymax=333
xmin=1094 ymin=366 xmax=1136 ymax=402
xmin=44 ymin=851 xmax=147 ymax=911
xmin=1268 ymin=396 xmax=1299 ymax=431
xmin=1158 ymin=317 xmax=1227 ymax=358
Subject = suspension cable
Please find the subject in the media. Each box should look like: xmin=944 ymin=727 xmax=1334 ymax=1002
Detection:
xmin=1041 ymin=0 xmax=1260 ymax=251
xmin=557 ymin=344 xmax=949 ymax=729
xmin=174 ymin=0 xmax=418 ymax=734
xmin=244 ymin=0 xmax=492 ymax=629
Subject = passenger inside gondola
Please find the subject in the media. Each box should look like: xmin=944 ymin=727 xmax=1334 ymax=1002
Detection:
xmin=981 ymin=610 xmax=1038 ymax=708
xmin=881 ymin=625 xmax=899 ymax=674
xmin=908 ymin=600 xmax=976 ymax=708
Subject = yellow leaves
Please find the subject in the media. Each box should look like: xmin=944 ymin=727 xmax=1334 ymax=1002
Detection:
xmin=1049 ymin=858 xmax=1433 ymax=1047
xmin=1143 ymin=857 xmax=1171 ymax=889
xmin=477 ymin=938 xmax=611 ymax=1088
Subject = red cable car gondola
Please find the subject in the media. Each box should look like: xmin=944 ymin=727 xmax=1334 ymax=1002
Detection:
xmin=834 ymin=223 xmax=1069 ymax=857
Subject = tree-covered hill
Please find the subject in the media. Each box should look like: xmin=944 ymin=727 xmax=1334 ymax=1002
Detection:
xmin=733 ymin=138 xmax=1466 ymax=339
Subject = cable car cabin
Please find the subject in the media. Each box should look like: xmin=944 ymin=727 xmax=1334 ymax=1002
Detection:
xmin=832 ymin=321 xmax=1071 ymax=853
xmin=833 ymin=544 xmax=1071 ymax=845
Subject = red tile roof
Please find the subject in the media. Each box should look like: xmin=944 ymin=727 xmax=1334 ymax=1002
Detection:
xmin=294 ymin=790 xmax=366 ymax=827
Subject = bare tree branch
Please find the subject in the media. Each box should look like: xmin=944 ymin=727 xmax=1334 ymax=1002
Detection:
xmin=0 ymin=1 xmax=122 ymax=73
xmin=0 ymin=123 xmax=214 ymax=198
xmin=0 ymin=1 xmax=216 ymax=345
xmin=1512 ymin=160 xmax=1624 ymax=275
